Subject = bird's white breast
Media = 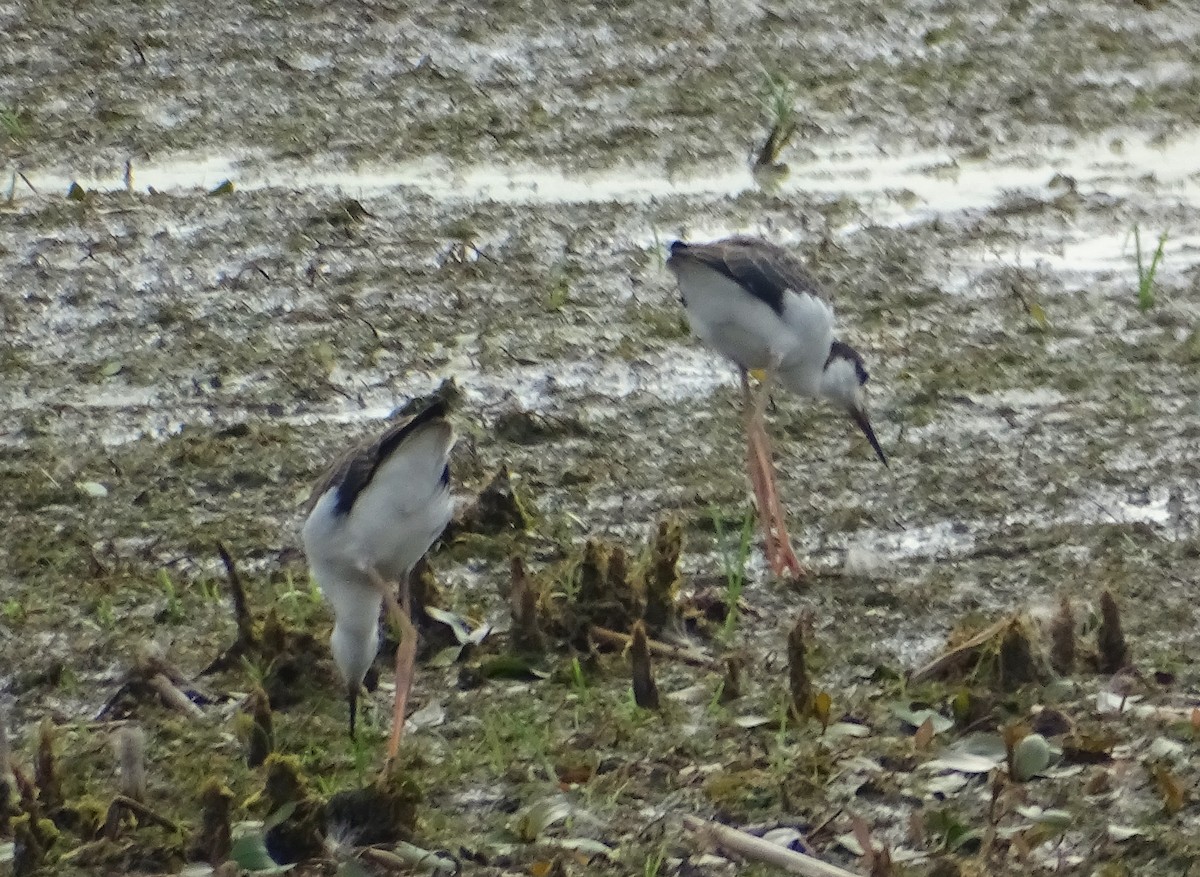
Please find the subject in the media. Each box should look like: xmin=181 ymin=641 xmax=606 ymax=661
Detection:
xmin=301 ymin=491 xmax=383 ymax=637
xmin=675 ymin=261 xmax=835 ymax=397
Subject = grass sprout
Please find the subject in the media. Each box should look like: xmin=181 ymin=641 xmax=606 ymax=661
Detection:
xmin=1132 ymin=223 xmax=1169 ymax=312
xmin=1 ymin=106 xmax=23 ymax=140
xmin=157 ymin=568 xmax=185 ymax=624
xmin=711 ymin=506 xmax=755 ymax=640
xmin=753 ymin=72 xmax=799 ymax=170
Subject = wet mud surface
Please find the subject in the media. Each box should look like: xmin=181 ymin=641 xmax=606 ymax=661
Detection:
xmin=2 ymin=0 xmax=1200 ymax=874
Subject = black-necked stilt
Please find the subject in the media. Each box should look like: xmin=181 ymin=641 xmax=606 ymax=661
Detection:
xmin=301 ymin=399 xmax=455 ymax=754
xmin=666 ymin=235 xmax=887 ymax=577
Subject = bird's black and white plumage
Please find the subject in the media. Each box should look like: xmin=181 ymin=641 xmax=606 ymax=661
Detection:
xmin=301 ymin=399 xmax=455 ymax=736
xmin=667 ymin=235 xmax=887 ymax=578
xmin=667 ymin=236 xmax=887 ymax=465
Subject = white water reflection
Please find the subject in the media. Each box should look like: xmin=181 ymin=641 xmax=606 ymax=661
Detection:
xmin=16 ymin=129 xmax=1200 ymax=229
xmin=0 ymin=347 xmax=733 ymax=447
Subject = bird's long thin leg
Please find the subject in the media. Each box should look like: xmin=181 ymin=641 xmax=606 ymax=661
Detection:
xmin=366 ymin=567 xmax=418 ymax=764
xmin=748 ymin=368 xmax=806 ymax=578
xmin=740 ymin=370 xmax=781 ymax=566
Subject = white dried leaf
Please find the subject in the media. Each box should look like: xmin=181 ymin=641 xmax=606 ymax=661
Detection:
xmin=408 ymin=701 xmax=445 ymax=729
xmin=1107 ymin=825 xmax=1145 ymax=842
xmin=734 ymin=714 xmax=772 ymax=729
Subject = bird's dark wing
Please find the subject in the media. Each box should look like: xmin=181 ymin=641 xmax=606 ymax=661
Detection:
xmin=305 ymin=399 xmax=450 ymax=517
xmin=668 ymin=236 xmax=825 ymax=316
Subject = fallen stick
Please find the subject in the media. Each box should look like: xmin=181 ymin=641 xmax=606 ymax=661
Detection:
xmin=590 ymin=625 xmax=720 ymax=671
xmin=147 ymin=674 xmax=204 ymax=719
xmin=683 ymin=815 xmax=863 ymax=877
xmin=104 ymin=794 xmax=182 ymax=839
xmin=360 ymin=843 xmax=458 ymax=874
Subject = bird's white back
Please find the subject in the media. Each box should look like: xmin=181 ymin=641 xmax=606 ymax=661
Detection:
xmin=345 ymin=420 xmax=454 ymax=582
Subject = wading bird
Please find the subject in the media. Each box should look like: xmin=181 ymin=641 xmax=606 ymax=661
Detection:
xmin=301 ymin=398 xmax=454 ymax=758
xmin=666 ymin=235 xmax=887 ymax=577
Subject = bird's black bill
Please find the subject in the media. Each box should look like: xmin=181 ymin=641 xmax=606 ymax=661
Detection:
xmin=851 ymin=408 xmax=889 ymax=467
xmin=347 ymin=688 xmax=359 ymax=740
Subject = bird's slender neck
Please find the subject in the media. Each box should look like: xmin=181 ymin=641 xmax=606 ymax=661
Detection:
xmin=330 ymin=616 xmax=379 ymax=691
xmin=779 ymin=341 xmax=835 ymax=399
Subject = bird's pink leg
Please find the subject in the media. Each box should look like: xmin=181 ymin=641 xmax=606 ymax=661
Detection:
xmin=752 ymin=416 xmax=806 ymax=578
xmin=741 ymin=372 xmax=782 ymax=566
xmin=746 ymin=370 xmax=807 ymax=579
xmin=367 ymin=568 xmax=418 ymax=765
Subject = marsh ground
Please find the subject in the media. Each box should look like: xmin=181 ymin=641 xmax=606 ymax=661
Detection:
xmin=2 ymin=0 xmax=1200 ymax=874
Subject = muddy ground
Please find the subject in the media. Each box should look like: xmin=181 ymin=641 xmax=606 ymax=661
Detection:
xmin=2 ymin=0 xmax=1200 ymax=874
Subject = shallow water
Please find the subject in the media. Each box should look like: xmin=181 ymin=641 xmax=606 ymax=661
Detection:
xmin=22 ymin=127 xmax=1200 ymax=231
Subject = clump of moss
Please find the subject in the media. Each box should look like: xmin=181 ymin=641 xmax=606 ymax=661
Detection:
xmin=236 ymin=688 xmax=273 ymax=768
xmin=642 ymin=517 xmax=682 ymax=633
xmin=702 ymin=768 xmax=779 ymax=819
xmin=246 ymin=755 xmax=324 ymax=865
xmin=394 ymin=377 xmax=461 ymax=419
xmin=12 ymin=812 xmax=56 ymax=876
xmin=188 ymin=778 xmax=233 ymax=865
xmin=453 ymin=465 xmax=535 ymax=536
xmin=204 ymin=550 xmax=334 ymax=711
xmin=307 ymin=198 xmax=373 ymax=229
xmin=64 ymin=795 xmax=106 ymax=840
xmin=256 ymin=610 xmax=331 ymax=710
xmin=543 ymin=535 xmax=648 ymax=644
xmin=325 ymin=772 xmax=420 ymax=846
xmin=509 ymin=555 xmax=546 ymax=654
xmin=913 ymin=614 xmax=1050 ymax=689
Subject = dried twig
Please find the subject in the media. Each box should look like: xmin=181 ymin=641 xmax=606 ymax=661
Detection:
xmin=148 ymin=674 xmax=204 ymax=718
xmin=202 ymin=543 xmax=260 ymax=675
xmin=218 ymin=542 xmax=258 ymax=649
xmin=909 ymin=617 xmax=1010 ymax=683
xmin=589 ymin=625 xmax=720 ymax=671
xmin=683 ymin=815 xmax=863 ymax=877
xmin=359 ymin=843 xmax=459 ymax=874
xmin=104 ymin=794 xmax=182 ymax=839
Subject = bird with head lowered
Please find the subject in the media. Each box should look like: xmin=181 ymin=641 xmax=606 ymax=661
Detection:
xmin=667 ymin=235 xmax=887 ymax=578
xmin=301 ymin=398 xmax=455 ymax=759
